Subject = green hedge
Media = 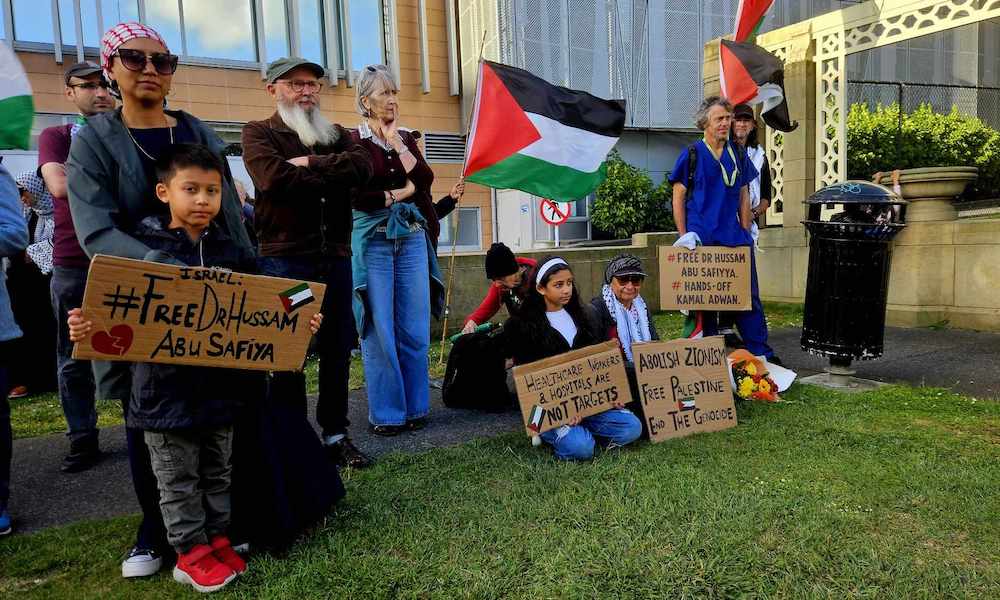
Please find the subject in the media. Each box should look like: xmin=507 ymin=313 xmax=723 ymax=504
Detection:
xmin=591 ymin=150 xmax=675 ymax=238
xmin=847 ymin=103 xmax=1000 ymax=200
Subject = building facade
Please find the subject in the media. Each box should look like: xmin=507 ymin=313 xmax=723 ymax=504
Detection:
xmin=460 ymin=0 xmax=1000 ymax=248
xmin=1 ymin=0 xmax=493 ymax=252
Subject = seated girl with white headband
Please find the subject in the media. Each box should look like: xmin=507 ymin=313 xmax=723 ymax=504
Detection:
xmin=503 ymin=255 xmax=642 ymax=461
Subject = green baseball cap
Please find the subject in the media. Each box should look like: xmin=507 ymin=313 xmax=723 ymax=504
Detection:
xmin=266 ymin=57 xmax=326 ymax=84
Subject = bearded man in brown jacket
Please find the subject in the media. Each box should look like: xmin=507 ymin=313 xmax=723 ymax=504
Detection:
xmin=242 ymin=57 xmax=373 ymax=469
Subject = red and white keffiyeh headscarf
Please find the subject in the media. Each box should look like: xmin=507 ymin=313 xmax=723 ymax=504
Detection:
xmin=100 ymin=22 xmax=169 ymax=80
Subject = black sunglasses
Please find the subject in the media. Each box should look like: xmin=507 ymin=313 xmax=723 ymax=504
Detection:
xmin=69 ymin=81 xmax=110 ymax=90
xmin=615 ymin=275 xmax=644 ymax=285
xmin=114 ymin=48 xmax=179 ymax=75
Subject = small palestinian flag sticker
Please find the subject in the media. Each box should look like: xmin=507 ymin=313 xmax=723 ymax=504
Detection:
xmin=278 ymin=282 xmax=315 ymax=314
xmin=678 ymin=397 xmax=696 ymax=412
xmin=527 ymin=404 xmax=545 ymax=432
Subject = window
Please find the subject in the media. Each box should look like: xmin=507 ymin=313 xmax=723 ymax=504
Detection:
xmin=13 ymin=0 xmax=55 ymax=43
xmin=57 ymin=0 xmax=140 ymax=48
xmin=262 ymin=0 xmax=290 ymax=62
xmin=143 ymin=0 xmax=182 ymax=53
xmin=295 ymin=0 xmax=325 ymax=67
xmin=182 ymin=1 xmax=256 ymax=62
xmin=8 ymin=0 xmax=387 ymax=74
xmin=347 ymin=0 xmax=384 ymax=71
xmin=438 ymin=207 xmax=482 ymax=250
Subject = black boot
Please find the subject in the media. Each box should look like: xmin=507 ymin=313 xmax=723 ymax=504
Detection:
xmin=61 ymin=434 xmax=103 ymax=473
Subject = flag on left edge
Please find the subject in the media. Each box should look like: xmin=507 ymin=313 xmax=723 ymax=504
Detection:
xmin=0 ymin=44 xmax=34 ymax=150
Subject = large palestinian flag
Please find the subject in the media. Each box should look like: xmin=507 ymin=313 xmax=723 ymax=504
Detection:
xmin=0 ymin=43 xmax=33 ymax=150
xmin=462 ymin=61 xmax=626 ymax=201
xmin=719 ymin=39 xmax=797 ymax=132
xmin=733 ymin=0 xmax=774 ymax=42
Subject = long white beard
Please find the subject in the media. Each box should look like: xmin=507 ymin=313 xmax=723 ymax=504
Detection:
xmin=277 ymin=102 xmax=338 ymax=147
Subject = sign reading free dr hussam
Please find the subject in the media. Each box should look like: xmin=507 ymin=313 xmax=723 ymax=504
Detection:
xmin=72 ymin=255 xmax=325 ymax=371
xmin=658 ymin=246 xmax=751 ymax=311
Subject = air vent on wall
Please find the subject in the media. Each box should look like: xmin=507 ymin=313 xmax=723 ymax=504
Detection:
xmin=423 ymin=132 xmax=467 ymax=163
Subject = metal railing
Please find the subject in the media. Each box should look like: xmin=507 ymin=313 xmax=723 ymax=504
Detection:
xmin=848 ymin=80 xmax=1000 ymax=133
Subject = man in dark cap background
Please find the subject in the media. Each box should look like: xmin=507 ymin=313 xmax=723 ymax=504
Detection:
xmin=37 ymin=61 xmax=116 ymax=473
xmin=720 ymin=103 xmax=773 ymax=349
xmin=242 ymin=57 xmax=374 ymax=469
xmin=462 ymin=243 xmax=537 ymax=335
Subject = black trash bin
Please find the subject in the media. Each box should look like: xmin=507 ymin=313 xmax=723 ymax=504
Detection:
xmin=800 ymin=181 xmax=907 ymax=377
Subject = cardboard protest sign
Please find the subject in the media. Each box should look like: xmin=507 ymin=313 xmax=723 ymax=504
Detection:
xmin=633 ymin=337 xmax=736 ymax=442
xmin=658 ymin=245 xmax=751 ymax=311
xmin=513 ymin=340 xmax=632 ymax=436
xmin=72 ymin=255 xmax=326 ymax=372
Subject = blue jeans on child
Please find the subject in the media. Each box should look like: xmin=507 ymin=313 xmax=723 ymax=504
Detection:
xmin=540 ymin=408 xmax=642 ymax=461
xmin=360 ymin=231 xmax=430 ymax=426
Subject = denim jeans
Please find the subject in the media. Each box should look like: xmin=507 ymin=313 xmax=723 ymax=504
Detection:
xmin=539 ymin=408 xmax=642 ymax=461
xmin=701 ymin=249 xmax=774 ymax=358
xmin=360 ymin=232 xmax=430 ymax=426
xmin=257 ymin=255 xmax=354 ymax=438
xmin=49 ymin=266 xmax=98 ymax=442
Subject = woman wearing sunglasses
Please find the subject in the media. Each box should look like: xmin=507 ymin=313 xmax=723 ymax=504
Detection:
xmin=591 ymin=254 xmax=659 ymax=437
xmin=65 ymin=22 xmax=253 ymax=581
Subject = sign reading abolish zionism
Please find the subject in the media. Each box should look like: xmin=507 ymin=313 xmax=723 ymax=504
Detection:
xmin=633 ymin=337 xmax=737 ymax=442
xmin=72 ymin=255 xmax=326 ymax=371
xmin=513 ymin=340 xmax=632 ymax=436
xmin=658 ymin=245 xmax=752 ymax=311
xmin=462 ymin=60 xmax=626 ymax=201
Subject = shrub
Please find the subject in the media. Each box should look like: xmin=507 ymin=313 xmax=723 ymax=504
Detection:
xmin=591 ymin=150 xmax=675 ymax=238
xmin=847 ymin=103 xmax=1000 ymax=199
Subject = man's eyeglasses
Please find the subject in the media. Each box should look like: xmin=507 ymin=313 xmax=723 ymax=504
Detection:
xmin=277 ymin=79 xmax=323 ymax=93
xmin=615 ymin=275 xmax=644 ymax=285
xmin=114 ymin=48 xmax=179 ymax=75
xmin=69 ymin=81 xmax=110 ymax=91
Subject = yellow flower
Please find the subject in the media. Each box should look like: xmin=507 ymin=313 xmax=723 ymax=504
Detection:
xmin=738 ymin=377 xmax=754 ymax=398
xmin=759 ymin=379 xmax=772 ymax=393
xmin=745 ymin=362 xmax=757 ymax=376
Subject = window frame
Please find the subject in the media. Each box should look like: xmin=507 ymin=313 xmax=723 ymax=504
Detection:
xmin=437 ymin=206 xmax=483 ymax=252
xmin=0 ymin=0 xmax=395 ymax=82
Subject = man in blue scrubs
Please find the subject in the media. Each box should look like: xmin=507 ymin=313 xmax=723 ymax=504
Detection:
xmin=669 ymin=96 xmax=776 ymax=361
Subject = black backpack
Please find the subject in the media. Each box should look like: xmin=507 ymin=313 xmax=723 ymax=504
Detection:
xmin=442 ymin=326 xmax=511 ymax=412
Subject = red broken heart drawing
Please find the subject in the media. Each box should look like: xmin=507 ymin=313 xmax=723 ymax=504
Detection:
xmin=90 ymin=324 xmax=135 ymax=356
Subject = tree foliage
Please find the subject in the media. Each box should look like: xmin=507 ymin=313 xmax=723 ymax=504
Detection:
xmin=591 ymin=150 xmax=676 ymax=238
xmin=847 ymin=103 xmax=1000 ymax=200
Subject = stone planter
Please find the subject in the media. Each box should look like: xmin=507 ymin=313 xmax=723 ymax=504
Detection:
xmin=877 ymin=166 xmax=978 ymax=222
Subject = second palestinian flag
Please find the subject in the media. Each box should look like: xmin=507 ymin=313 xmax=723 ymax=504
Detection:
xmin=719 ymin=39 xmax=797 ymax=133
xmin=463 ymin=61 xmax=626 ymax=201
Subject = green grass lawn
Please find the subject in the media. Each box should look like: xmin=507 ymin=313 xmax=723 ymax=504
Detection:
xmin=10 ymin=303 xmax=805 ymax=439
xmin=2 ymin=384 xmax=997 ymax=598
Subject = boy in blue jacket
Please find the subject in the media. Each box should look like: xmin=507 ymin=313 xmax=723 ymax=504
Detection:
xmin=69 ymin=144 xmax=320 ymax=592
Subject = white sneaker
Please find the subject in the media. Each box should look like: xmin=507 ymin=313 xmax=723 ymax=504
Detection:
xmin=122 ymin=546 xmax=164 ymax=578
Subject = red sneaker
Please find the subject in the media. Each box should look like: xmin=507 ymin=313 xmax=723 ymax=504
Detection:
xmin=173 ymin=543 xmax=236 ymax=592
xmin=210 ymin=535 xmax=247 ymax=575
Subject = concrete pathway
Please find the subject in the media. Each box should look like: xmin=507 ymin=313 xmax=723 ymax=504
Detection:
xmin=6 ymin=325 xmax=999 ymax=535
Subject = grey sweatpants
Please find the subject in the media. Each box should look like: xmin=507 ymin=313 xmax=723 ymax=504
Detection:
xmin=144 ymin=426 xmax=233 ymax=553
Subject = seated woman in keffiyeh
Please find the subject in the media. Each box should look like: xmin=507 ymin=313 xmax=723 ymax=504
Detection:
xmin=590 ymin=254 xmax=659 ymax=437
xmin=590 ymin=254 xmax=659 ymax=363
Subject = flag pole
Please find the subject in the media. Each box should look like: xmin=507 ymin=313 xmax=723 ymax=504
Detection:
xmin=438 ymin=30 xmax=487 ymax=367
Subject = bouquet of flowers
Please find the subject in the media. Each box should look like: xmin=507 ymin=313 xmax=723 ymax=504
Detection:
xmin=729 ymin=350 xmax=780 ymax=402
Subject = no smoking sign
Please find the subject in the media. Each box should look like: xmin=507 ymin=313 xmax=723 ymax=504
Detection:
xmin=539 ymin=199 xmax=572 ymax=226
